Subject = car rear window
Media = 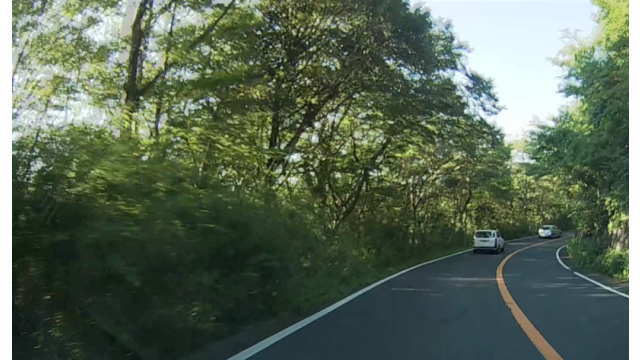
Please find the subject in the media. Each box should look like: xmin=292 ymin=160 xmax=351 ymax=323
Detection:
xmin=475 ymin=231 xmax=493 ymax=238
xmin=541 ymin=225 xmax=552 ymax=230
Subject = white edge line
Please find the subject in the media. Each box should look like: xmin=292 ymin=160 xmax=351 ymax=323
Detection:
xmin=555 ymin=244 xmax=629 ymax=299
xmin=227 ymin=235 xmax=538 ymax=360
xmin=555 ymin=245 xmax=571 ymax=270
xmin=572 ymin=271 xmax=629 ymax=299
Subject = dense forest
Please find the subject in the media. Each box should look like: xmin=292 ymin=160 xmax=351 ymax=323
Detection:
xmin=12 ymin=0 xmax=628 ymax=359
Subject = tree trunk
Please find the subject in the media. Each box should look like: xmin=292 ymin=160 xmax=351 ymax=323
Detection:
xmin=123 ymin=0 xmax=153 ymax=137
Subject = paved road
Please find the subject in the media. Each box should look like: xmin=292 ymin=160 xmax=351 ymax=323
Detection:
xmin=233 ymin=235 xmax=628 ymax=360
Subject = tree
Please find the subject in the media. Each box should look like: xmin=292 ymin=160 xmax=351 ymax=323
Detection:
xmin=528 ymin=0 xmax=628 ymax=256
xmin=14 ymin=1 xmax=549 ymax=358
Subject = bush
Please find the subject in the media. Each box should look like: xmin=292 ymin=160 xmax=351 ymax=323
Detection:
xmin=567 ymin=236 xmax=603 ymax=269
xmin=13 ymin=128 xmax=321 ymax=359
xmin=599 ymin=248 xmax=629 ymax=281
xmin=567 ymin=235 xmax=629 ymax=281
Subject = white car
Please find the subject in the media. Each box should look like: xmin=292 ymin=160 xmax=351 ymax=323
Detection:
xmin=538 ymin=225 xmax=561 ymax=239
xmin=473 ymin=230 xmax=504 ymax=254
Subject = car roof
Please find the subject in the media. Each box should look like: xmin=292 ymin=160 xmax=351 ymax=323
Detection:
xmin=475 ymin=229 xmax=497 ymax=232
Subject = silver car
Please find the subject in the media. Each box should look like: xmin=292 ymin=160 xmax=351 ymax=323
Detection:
xmin=538 ymin=225 xmax=561 ymax=239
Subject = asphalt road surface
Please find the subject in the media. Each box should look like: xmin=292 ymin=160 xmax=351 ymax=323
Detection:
xmin=231 ymin=235 xmax=629 ymax=360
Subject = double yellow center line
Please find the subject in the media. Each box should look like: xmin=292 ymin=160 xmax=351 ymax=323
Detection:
xmin=496 ymin=239 xmax=564 ymax=360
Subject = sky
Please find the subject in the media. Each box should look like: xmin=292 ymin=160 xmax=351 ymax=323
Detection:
xmin=411 ymin=0 xmax=599 ymax=141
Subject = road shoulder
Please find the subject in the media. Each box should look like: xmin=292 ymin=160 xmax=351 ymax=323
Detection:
xmin=556 ymin=245 xmax=629 ymax=296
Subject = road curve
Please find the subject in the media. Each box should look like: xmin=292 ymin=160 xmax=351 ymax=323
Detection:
xmin=229 ymin=235 xmax=628 ymax=360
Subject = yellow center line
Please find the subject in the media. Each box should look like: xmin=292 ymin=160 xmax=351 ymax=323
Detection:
xmin=496 ymin=239 xmax=564 ymax=360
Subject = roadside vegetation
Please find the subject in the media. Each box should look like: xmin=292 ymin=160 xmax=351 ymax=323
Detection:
xmin=12 ymin=0 xmax=626 ymax=359
xmin=526 ymin=0 xmax=629 ymax=281
xmin=567 ymin=236 xmax=629 ymax=281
